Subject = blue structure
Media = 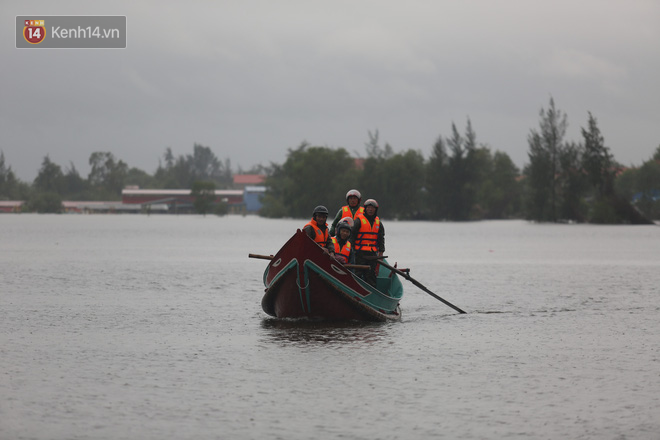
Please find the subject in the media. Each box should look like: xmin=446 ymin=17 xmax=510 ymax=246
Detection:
xmin=244 ymin=186 xmax=266 ymax=212
xmin=632 ymin=189 xmax=660 ymax=202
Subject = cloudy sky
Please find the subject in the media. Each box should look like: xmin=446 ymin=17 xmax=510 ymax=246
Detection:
xmin=2 ymin=0 xmax=659 ymax=181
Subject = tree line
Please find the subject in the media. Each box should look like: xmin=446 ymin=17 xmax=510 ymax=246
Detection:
xmin=0 ymin=144 xmax=238 ymax=213
xmin=258 ymin=131 xmax=523 ymax=221
xmin=1 ymin=98 xmax=658 ymax=221
xmin=261 ymin=98 xmax=659 ymax=223
xmin=523 ymin=99 xmax=658 ymax=223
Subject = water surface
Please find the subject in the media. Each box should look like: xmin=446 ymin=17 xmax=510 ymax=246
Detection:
xmin=2 ymin=215 xmax=659 ymax=439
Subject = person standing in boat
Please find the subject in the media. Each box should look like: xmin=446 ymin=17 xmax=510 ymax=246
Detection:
xmin=303 ymin=205 xmax=332 ymax=252
xmin=350 ymin=199 xmax=384 ymax=287
xmin=329 ymin=189 xmax=364 ymax=236
xmin=329 ymin=217 xmax=354 ymax=265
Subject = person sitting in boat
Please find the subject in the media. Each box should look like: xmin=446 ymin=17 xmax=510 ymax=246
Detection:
xmin=350 ymin=199 xmax=384 ymax=287
xmin=303 ymin=205 xmax=332 ymax=252
xmin=329 ymin=189 xmax=364 ymax=236
xmin=329 ymin=217 xmax=354 ymax=265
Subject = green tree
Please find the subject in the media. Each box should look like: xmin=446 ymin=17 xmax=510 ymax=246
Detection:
xmin=365 ymin=130 xmax=393 ymax=160
xmin=613 ymin=160 xmax=658 ymax=223
xmin=361 ymin=149 xmax=425 ymax=220
xmin=190 ymin=144 xmax=221 ymax=183
xmin=446 ymin=123 xmax=467 ymax=220
xmin=154 ymin=147 xmax=181 ymax=187
xmin=153 ymin=144 xmax=232 ymax=189
xmin=163 ymin=154 xmax=194 ymax=188
xmin=614 ymin=168 xmax=636 ymax=199
xmin=445 ymin=120 xmax=479 ymax=220
xmin=27 ymin=192 xmax=63 ymax=213
xmin=488 ymin=151 xmax=522 ymax=218
xmin=62 ymin=162 xmax=90 ymax=200
xmin=634 ymin=159 xmax=660 ymax=219
xmin=260 ymin=143 xmax=357 ymax=218
xmin=524 ymin=98 xmax=568 ymax=222
xmin=471 ymin=148 xmax=521 ymax=219
xmin=425 ymin=136 xmax=449 ymax=219
xmin=581 ymin=112 xmax=615 ymax=198
xmin=359 ymin=131 xmax=390 ymax=205
xmin=88 ymin=152 xmax=128 ymax=197
xmin=426 ymin=120 xmax=497 ymax=220
xmin=164 ymin=147 xmax=175 ymax=169
xmin=191 ymin=180 xmax=216 ymax=216
xmin=557 ymin=142 xmax=588 ymax=221
xmin=467 ymin=146 xmax=493 ymax=219
xmin=0 ymin=151 xmax=26 ymax=200
xmin=33 ymin=155 xmax=64 ymax=193
xmin=257 ymin=162 xmax=288 ymax=217
xmin=359 ymin=131 xmax=427 ymax=219
xmin=238 ymin=163 xmax=275 ymax=176
xmin=579 ymin=113 xmax=624 ymax=223
xmin=125 ymin=167 xmax=155 ymax=189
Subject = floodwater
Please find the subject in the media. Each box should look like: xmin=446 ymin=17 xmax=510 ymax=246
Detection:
xmin=1 ymin=214 xmax=659 ymax=440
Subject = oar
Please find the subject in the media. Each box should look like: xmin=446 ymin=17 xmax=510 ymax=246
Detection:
xmin=249 ymin=253 xmax=274 ymax=260
xmin=248 ymin=253 xmax=370 ymax=270
xmin=373 ymin=257 xmax=467 ymax=314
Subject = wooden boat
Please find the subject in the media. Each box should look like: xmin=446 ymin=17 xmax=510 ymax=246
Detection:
xmin=260 ymin=229 xmax=404 ymax=322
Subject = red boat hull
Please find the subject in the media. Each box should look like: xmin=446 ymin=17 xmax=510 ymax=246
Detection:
xmin=261 ymin=230 xmax=403 ymax=322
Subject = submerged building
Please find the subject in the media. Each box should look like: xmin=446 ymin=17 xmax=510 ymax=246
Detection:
xmin=121 ymin=188 xmax=245 ymax=213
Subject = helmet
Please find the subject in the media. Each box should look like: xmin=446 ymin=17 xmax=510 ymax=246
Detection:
xmin=346 ymin=189 xmax=361 ymax=203
xmin=363 ymin=199 xmax=379 ymax=215
xmin=337 ymin=216 xmax=353 ymax=233
xmin=313 ymin=205 xmax=329 ymax=217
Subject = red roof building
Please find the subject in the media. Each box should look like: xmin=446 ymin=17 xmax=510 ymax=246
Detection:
xmin=233 ymin=174 xmax=266 ymax=188
xmin=0 ymin=201 xmax=23 ymax=213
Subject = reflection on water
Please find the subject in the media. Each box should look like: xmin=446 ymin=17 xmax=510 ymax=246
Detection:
xmin=260 ymin=317 xmax=391 ymax=346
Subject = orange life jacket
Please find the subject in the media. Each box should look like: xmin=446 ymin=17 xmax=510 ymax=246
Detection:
xmin=354 ymin=214 xmax=380 ymax=252
xmin=341 ymin=205 xmax=364 ymax=220
xmin=331 ymin=237 xmax=352 ymax=263
xmin=304 ymin=219 xmax=329 ymax=248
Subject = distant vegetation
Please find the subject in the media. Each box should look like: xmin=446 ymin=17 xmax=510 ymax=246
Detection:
xmin=1 ymin=98 xmax=658 ymax=221
xmin=0 ymin=144 xmax=241 ymax=214
xmin=261 ymin=99 xmax=659 ymax=223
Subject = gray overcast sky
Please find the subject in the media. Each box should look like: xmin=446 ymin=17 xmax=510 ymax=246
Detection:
xmin=2 ymin=0 xmax=659 ymax=181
